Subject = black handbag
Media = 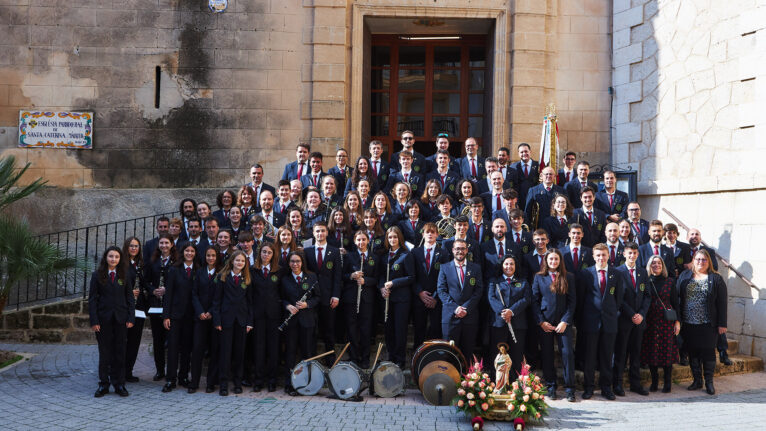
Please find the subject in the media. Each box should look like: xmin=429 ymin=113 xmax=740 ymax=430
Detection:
xmin=650 ymin=280 xmax=678 ymax=322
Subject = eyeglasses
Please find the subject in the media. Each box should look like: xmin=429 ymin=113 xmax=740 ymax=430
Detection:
xmin=627 ymin=208 xmax=640 ymax=211
xmin=402 ymin=137 xmax=414 ymax=141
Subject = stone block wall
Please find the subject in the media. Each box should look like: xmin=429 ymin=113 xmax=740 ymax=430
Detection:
xmin=1 ymin=299 xmax=95 ymax=344
xmin=612 ymin=0 xmax=766 ymax=360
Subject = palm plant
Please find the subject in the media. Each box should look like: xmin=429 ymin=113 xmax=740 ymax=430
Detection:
xmin=0 ymin=156 xmax=82 ymax=314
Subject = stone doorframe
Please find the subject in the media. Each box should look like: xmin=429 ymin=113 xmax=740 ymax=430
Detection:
xmin=349 ymin=4 xmax=510 ymax=162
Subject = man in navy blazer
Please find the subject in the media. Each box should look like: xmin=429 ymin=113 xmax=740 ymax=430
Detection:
xmin=481 ymin=218 xmax=526 ymax=281
xmin=425 ymin=149 xmax=461 ymax=198
xmin=477 ymin=157 xmax=513 ymax=195
xmin=613 ymin=242 xmax=651 ymax=396
xmin=604 ymin=222 xmax=626 ymax=267
xmin=390 ymin=130 xmax=428 ymax=174
xmin=572 ymin=187 xmax=607 ymax=247
xmin=595 ymin=170 xmax=629 ymax=222
xmin=511 ymin=143 xmax=539 ymax=206
xmin=491 ymin=189 xmax=520 ymax=232
xmin=424 ymin=133 xmax=460 ymax=174
xmin=299 ymin=151 xmax=328 ymax=190
xmin=412 ymin=224 xmax=450 ymax=347
xmin=577 ymin=244 xmax=625 ymax=400
xmin=626 ymin=202 xmax=650 ymax=244
xmin=457 ymin=137 xmax=486 ymax=181
xmin=524 ymin=167 xmax=565 ymax=226
xmin=246 ymin=163 xmax=276 ymax=212
xmin=437 ymin=239 xmax=483 ymax=360
xmin=563 ymin=161 xmax=599 ymax=209
xmin=637 ymin=220 xmax=677 ymax=276
xmin=281 ymin=143 xmax=311 ymax=181
xmin=368 ymin=140 xmax=391 ymax=192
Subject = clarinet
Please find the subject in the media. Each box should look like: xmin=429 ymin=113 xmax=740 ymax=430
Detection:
xmin=278 ymin=280 xmax=318 ymax=332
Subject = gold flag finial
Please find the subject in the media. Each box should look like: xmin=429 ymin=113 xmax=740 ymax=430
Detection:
xmin=545 ymin=103 xmax=557 ymax=118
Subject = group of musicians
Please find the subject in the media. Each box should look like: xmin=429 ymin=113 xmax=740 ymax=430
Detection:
xmin=88 ymin=131 xmax=728 ymax=402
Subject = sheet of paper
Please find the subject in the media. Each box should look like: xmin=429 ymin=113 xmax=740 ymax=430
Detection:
xmin=405 ymin=241 xmax=415 ymax=251
xmin=147 ymin=307 xmax=163 ymax=314
xmin=135 ymin=310 xmax=147 ymax=319
xmin=302 ymin=239 xmax=314 ymax=248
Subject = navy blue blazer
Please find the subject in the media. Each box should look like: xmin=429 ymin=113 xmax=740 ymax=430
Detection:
xmin=606 ymin=242 xmax=626 ymax=267
xmin=163 ymin=265 xmax=197 ymax=320
xmin=637 ymin=242 xmax=677 ymax=277
xmin=390 ymin=150 xmax=428 ymax=174
xmin=595 ymin=190 xmax=629 ymax=220
xmin=377 ymin=211 xmax=401 ymax=232
xmin=368 ymin=158 xmax=391 ymax=191
xmin=385 ymin=171 xmax=425 ymax=196
xmin=397 ymin=218 xmax=427 ymax=246
xmin=531 ymin=273 xmax=576 ymax=325
xmin=300 ymin=171 xmax=328 ymax=189
xmin=524 ymin=183 xmax=566 ymax=225
xmin=212 ymin=274 xmax=253 ymax=328
xmin=327 ymin=165 xmax=353 ymax=194
xmin=413 ymin=244 xmax=450 ymax=295
xmin=577 ymin=266 xmax=625 ymax=333
xmin=281 ymin=160 xmax=310 ymax=181
xmin=303 ymin=205 xmax=329 ymax=230
xmin=425 ymin=170 xmax=461 ymax=198
xmin=192 ymin=267 xmax=217 ymax=320
xmin=88 ymin=271 xmax=136 ymax=326
xmin=424 ymin=154 xmax=460 ymax=176
xmin=274 ymin=200 xmax=297 ymax=216
xmin=436 ymin=261 xmax=483 ymax=327
xmin=457 ymin=156 xmax=486 ymax=181
xmin=564 ymin=178 xmax=599 ymax=208
xmin=377 ymin=248 xmax=415 ymax=303
xmin=481 ymin=191 xmax=507 ymax=218
xmin=523 ymin=251 xmax=547 ymax=285
xmin=560 ymin=245 xmax=594 ymax=274
xmin=480 ymin=238 xmax=526 ymax=281
xmin=251 ymin=266 xmax=283 ymax=321
xmin=572 ymin=207 xmax=607 ymax=247
xmin=616 ymin=265 xmax=652 ymax=330
xmin=145 ymin=257 xmax=173 ymax=308
xmin=304 ymin=244 xmax=342 ymax=302
xmin=280 ymin=273 xmax=319 ymax=328
xmin=442 ymin=237 xmax=482 ymax=266
xmin=341 ymin=250 xmax=379 ymax=305
xmin=487 ymin=276 xmax=531 ymax=329
xmin=468 ymin=218 xmax=492 ymax=244
xmin=628 ymin=219 xmax=650 ymax=245
xmin=667 ymin=241 xmax=692 ymax=275
xmin=541 ymin=215 xmax=574 ymax=249
xmin=511 ymin=159 xmax=540 ymax=205
xmin=254 ymin=211 xmax=286 ymax=230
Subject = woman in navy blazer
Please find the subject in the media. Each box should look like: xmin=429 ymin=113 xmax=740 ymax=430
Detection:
xmin=89 ymin=246 xmax=135 ymax=398
xmin=280 ymin=251 xmax=320 ymax=395
xmin=397 ymin=200 xmax=426 ymax=246
xmin=341 ymin=231 xmax=380 ymax=368
xmin=189 ymin=246 xmax=221 ymax=393
xmin=378 ymin=226 xmax=415 ymax=368
xmin=212 ymin=250 xmax=253 ymax=396
xmin=488 ymin=255 xmax=532 ymax=377
xmin=161 ymin=242 xmax=197 ymax=392
xmin=251 ymin=243 xmax=283 ymax=392
xmin=532 ymin=248 xmax=577 ymax=402
xmin=122 ymin=237 xmax=147 ymax=384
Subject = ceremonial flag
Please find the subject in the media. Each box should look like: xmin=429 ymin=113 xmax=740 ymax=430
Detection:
xmin=539 ymin=104 xmax=559 ymax=183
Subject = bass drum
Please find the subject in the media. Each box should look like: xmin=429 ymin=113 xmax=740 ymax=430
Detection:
xmin=327 ymin=361 xmax=368 ymax=400
xmin=411 ymin=339 xmax=468 ymax=384
xmin=370 ymin=361 xmax=405 ymax=398
xmin=290 ymin=360 xmax=327 ymax=396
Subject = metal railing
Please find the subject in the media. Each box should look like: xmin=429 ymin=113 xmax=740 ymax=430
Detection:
xmin=662 ymin=207 xmax=759 ymax=291
xmin=7 ymin=210 xmax=178 ymax=311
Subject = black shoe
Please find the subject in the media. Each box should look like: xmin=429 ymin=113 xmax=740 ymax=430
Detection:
xmin=253 ymin=384 xmax=263 ymax=392
xmin=662 ymin=384 xmax=672 ymax=393
xmin=205 ymin=386 xmax=216 ymax=393
xmin=178 ymin=377 xmax=190 ymax=388
xmin=687 ymin=380 xmax=703 ymax=391
xmin=241 ymin=379 xmax=253 ymax=387
xmin=162 ymin=382 xmax=176 ymax=393
xmin=567 ymin=391 xmax=576 ymax=402
xmin=582 ymin=389 xmax=593 ymax=400
xmin=547 ymin=387 xmax=557 ymax=400
xmin=219 ymin=388 xmax=229 ymax=396
xmin=601 ymin=390 xmax=616 ymax=400
xmin=705 ymin=381 xmax=715 ymax=395
xmin=613 ymin=386 xmax=625 ymax=397
xmin=94 ymin=384 xmax=109 ymax=398
xmin=719 ymin=351 xmax=732 ymax=366
xmin=125 ymin=375 xmax=139 ymax=383
xmin=188 ymin=387 xmax=197 ymax=394
xmin=631 ymin=386 xmax=649 ymax=396
xmin=233 ymin=387 xmax=243 ymax=394
xmin=267 ymin=383 xmax=276 ymax=392
xmin=153 ymin=372 xmax=165 ymax=381
xmin=649 ymin=381 xmax=659 ymax=392
xmin=285 ymin=386 xmax=298 ymax=396
xmin=115 ymin=385 xmax=129 ymax=397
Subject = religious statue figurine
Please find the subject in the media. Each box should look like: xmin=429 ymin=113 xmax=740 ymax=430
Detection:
xmin=493 ymin=343 xmax=512 ymax=394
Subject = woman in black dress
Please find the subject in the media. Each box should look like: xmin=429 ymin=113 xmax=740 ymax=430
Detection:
xmin=678 ymin=249 xmax=727 ymax=395
xmin=641 ymin=255 xmax=680 ymax=393
xmin=122 ymin=237 xmax=146 ymax=383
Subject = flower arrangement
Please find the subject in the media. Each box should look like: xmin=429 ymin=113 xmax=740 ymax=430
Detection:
xmin=505 ymin=360 xmax=548 ymax=422
xmin=453 ymin=357 xmax=496 ymax=418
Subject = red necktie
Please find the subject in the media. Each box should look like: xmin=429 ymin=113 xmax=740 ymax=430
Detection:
xmin=337 ymin=231 xmax=341 ymax=241
xmin=691 ymin=247 xmax=698 ymax=258
xmin=475 ymin=225 xmax=480 ymax=241
xmin=523 ymin=164 xmax=529 ymax=177
xmin=459 ymin=265 xmax=465 ymax=285
xmin=404 ymin=173 xmax=409 ymax=182
xmin=424 ymin=248 xmax=431 ymax=272
xmin=296 ymin=275 xmax=302 ymax=284
xmin=317 ymin=247 xmax=323 ymax=267
xmin=361 ymin=253 xmax=366 ymax=265
xmin=550 ymin=273 xmax=556 ymax=282
xmin=234 ymin=275 xmax=240 ymax=285
xmin=506 ymin=277 xmax=512 ymax=284
xmin=389 ymin=251 xmax=395 ymax=260
xmin=110 ymin=272 xmax=115 ymax=283
xmin=599 ymin=270 xmax=606 ymax=296
xmin=608 ymin=194 xmax=614 ymax=207
xmin=587 ymin=211 xmax=593 ymax=224
xmin=610 ymin=245 xmax=616 ymax=262
xmin=560 ymin=218 xmax=565 ymax=226
xmin=581 ymin=181 xmax=586 ymax=188
xmin=498 ymin=242 xmax=504 ymax=257
xmin=411 ymin=220 xmax=417 ymax=231
xmin=573 ymin=248 xmax=579 ymax=267
xmin=630 ymin=268 xmax=636 ymax=290
xmin=654 ymin=245 xmax=659 ymax=255
xmin=496 ymin=195 xmax=501 ymax=211
xmin=186 ymin=267 xmax=191 ymax=278
xmin=566 ymin=171 xmax=570 ymax=182
xmin=515 ymin=232 xmax=521 ymax=244
xmin=440 ymin=175 xmax=445 ymax=188
xmin=350 ymin=214 xmax=355 ymax=224
xmin=634 ymin=222 xmax=640 ymax=234
xmin=264 ymin=267 xmax=269 ymax=277
xmin=546 ymin=186 xmax=551 ymax=192
xmin=471 ymin=160 xmax=477 ymax=177
xmin=282 ymin=251 xmax=288 ymax=261
xmin=313 ymin=175 xmax=318 ymax=186
xmin=538 ymin=255 xmax=543 ymax=265
xmin=224 ymin=210 xmax=229 ymax=220
xmin=298 ymin=163 xmax=304 ymax=178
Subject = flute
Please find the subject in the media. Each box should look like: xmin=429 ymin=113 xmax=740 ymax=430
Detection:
xmin=278 ymin=280 xmax=318 ymax=332
xmin=384 ymin=257 xmax=390 ymax=323
xmin=495 ymin=284 xmax=517 ymax=343
xmin=355 ymin=253 xmax=363 ymax=314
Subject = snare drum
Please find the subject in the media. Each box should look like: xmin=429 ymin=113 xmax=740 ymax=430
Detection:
xmin=370 ymin=361 xmax=404 ymax=398
xmin=290 ymin=360 xmax=327 ymax=396
xmin=327 ymin=361 xmax=368 ymax=400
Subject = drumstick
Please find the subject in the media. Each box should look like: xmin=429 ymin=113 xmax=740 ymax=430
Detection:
xmin=332 ymin=342 xmax=351 ymax=368
xmin=303 ymin=350 xmax=335 ymax=363
xmin=370 ymin=342 xmax=383 ymax=372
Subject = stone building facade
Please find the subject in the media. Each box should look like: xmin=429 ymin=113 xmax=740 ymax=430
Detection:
xmin=0 ymin=1 xmax=763 ymax=358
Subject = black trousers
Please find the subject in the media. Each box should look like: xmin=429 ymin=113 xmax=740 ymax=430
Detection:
xmin=190 ymin=319 xmax=219 ymax=389
xmin=489 ymin=326 xmax=527 ymax=377
xmin=524 ymin=313 xmax=541 ymax=368
xmin=540 ymin=327 xmax=575 ymax=390
xmin=583 ymin=330 xmax=616 ymax=391
xmin=385 ymin=300 xmax=411 ymax=366
xmin=345 ymin=290 xmax=376 ymax=366
xmin=411 ymin=295 xmax=442 ymax=349
xmin=218 ymin=324 xmax=247 ymax=390
xmin=125 ymin=316 xmax=145 ymax=377
xmin=613 ymin=324 xmax=645 ymax=389
xmin=318 ymin=304 xmax=337 ymax=357
xmin=283 ymin=323 xmax=315 ymax=386
xmin=148 ymin=314 xmax=167 ymax=373
xmin=166 ymin=316 xmax=194 ymax=382
xmin=254 ymin=317 xmax=280 ymax=385
xmin=96 ymin=315 xmax=127 ymax=386
xmin=442 ymin=321 xmax=478 ymax=363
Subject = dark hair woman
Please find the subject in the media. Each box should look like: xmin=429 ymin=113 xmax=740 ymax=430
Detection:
xmin=189 ymin=246 xmax=222 ymax=393
xmin=345 ymin=156 xmax=378 ymax=197
xmin=89 ymin=246 xmax=134 ymax=398
xmin=146 ymin=233 xmax=176 ymax=381
xmin=378 ymin=226 xmax=415 ymax=369
xmin=251 ymin=242 xmax=282 ymax=392
xmin=122 ymin=236 xmax=146 ymax=383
